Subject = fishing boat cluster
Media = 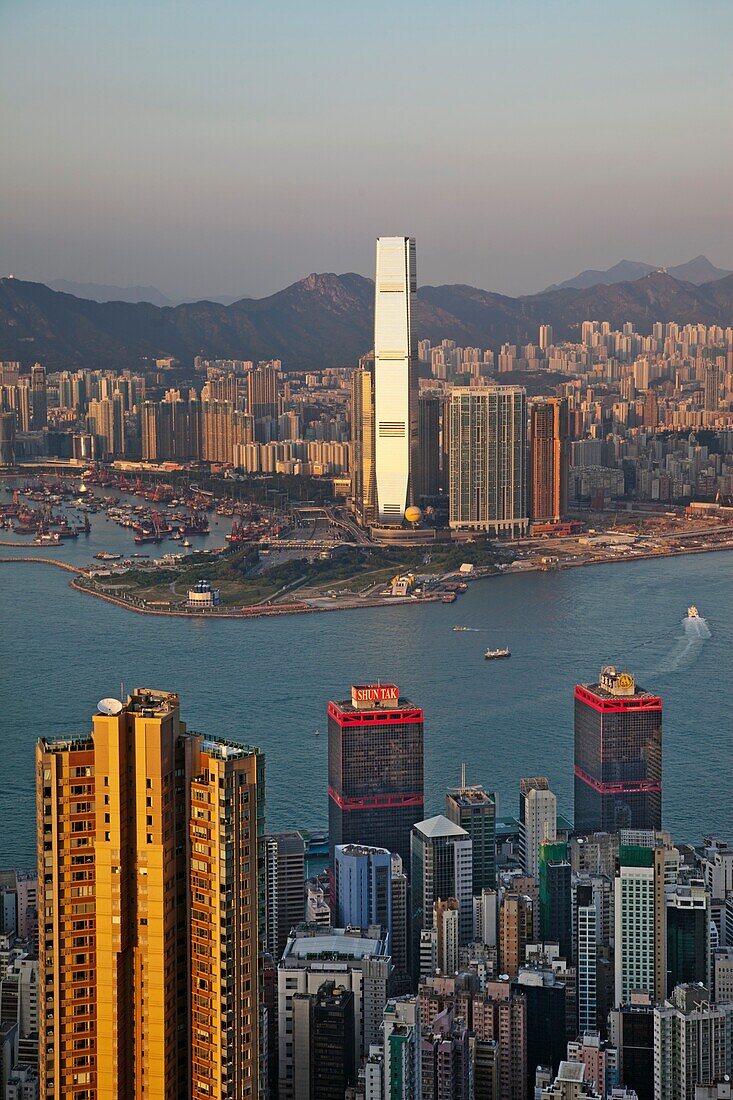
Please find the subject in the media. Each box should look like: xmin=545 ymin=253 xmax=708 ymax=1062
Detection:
xmin=0 ymin=483 xmax=92 ymax=543
xmin=1 ymin=469 xmax=292 ymax=555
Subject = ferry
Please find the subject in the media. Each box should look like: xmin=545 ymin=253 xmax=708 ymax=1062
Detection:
xmin=453 ymin=625 xmax=471 ymax=631
xmin=687 ymin=606 xmax=700 ymax=618
xmin=95 ymin=551 xmax=122 ymax=561
xmin=484 ymin=647 xmax=511 ymax=660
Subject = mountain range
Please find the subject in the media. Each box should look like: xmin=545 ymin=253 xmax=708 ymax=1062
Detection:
xmin=546 ymin=254 xmax=732 ymax=291
xmin=37 ymin=254 xmax=732 ymax=307
xmin=1 ymin=269 xmax=732 ymax=371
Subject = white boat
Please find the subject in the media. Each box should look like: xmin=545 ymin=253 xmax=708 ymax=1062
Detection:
xmin=485 ymin=647 xmax=511 ymax=660
xmin=182 ymin=538 xmax=192 ymax=548
xmin=687 ymin=605 xmax=699 ymax=618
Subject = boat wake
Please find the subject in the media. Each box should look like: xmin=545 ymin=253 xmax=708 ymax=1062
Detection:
xmin=658 ymin=612 xmax=712 ymax=672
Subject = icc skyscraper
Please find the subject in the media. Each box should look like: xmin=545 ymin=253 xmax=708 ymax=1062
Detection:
xmin=374 ymin=236 xmax=419 ymax=524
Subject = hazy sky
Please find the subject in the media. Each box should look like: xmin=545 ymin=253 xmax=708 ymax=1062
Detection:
xmin=2 ymin=0 xmax=732 ymax=300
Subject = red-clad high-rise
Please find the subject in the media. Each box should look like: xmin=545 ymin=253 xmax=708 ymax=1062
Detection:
xmin=328 ymin=683 xmax=424 ymax=870
xmin=574 ymin=666 xmax=662 ymax=835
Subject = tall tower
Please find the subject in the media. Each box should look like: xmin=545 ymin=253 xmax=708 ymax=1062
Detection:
xmin=374 ymin=236 xmax=418 ymax=524
xmin=446 ymin=778 xmax=497 ymax=891
xmin=519 ymin=777 xmax=557 ymax=880
xmin=703 ymin=363 xmax=721 ymax=418
xmin=448 ymin=386 xmax=529 ymax=537
xmin=327 ymin=683 xmax=424 ymax=871
xmin=574 ymin=666 xmax=662 ymax=835
xmin=530 ymin=398 xmax=568 ymax=525
xmin=499 ymin=893 xmax=534 ymax=980
xmin=538 ymin=324 xmax=553 ymax=352
xmin=265 ymin=831 xmax=306 ymax=962
xmin=614 ymin=845 xmax=666 ymax=1006
xmin=350 ymin=359 xmax=377 ymax=525
xmin=407 ymin=814 xmax=471 ymax=985
xmin=334 ymin=844 xmax=392 ymax=932
xmin=30 ymin=363 xmax=47 ymax=430
xmin=247 ymin=362 xmax=280 ymax=442
xmin=410 ymin=815 xmax=473 ymax=981
xmin=418 ymin=393 xmax=441 ymax=502
xmin=0 ymin=411 xmax=16 ymax=466
xmin=37 ymin=689 xmax=264 ymax=1100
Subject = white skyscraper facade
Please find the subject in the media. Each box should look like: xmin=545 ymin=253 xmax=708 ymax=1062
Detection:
xmin=374 ymin=236 xmax=418 ymax=524
xmin=519 ymin=777 xmax=557 ymax=879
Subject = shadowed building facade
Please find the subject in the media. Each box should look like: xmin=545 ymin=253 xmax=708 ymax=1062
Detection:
xmin=530 ymin=397 xmax=568 ymax=524
xmin=328 ymin=684 xmax=424 ymax=872
xmin=574 ymin=667 xmax=662 ymax=835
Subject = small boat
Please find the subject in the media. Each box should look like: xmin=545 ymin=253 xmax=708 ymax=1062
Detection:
xmin=182 ymin=538 xmax=192 ymax=548
xmin=314 ymin=729 xmax=320 ymax=737
xmin=95 ymin=551 xmax=122 ymax=561
xmin=453 ymin=626 xmax=471 ymax=632
xmin=442 ymin=593 xmax=457 ymax=603
xmin=687 ymin=606 xmax=699 ymax=618
xmin=485 ymin=647 xmax=511 ymax=660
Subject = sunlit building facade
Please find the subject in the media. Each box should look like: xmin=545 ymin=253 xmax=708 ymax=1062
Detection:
xmin=374 ymin=236 xmax=419 ymax=524
xmin=37 ymin=689 xmax=264 ymax=1100
xmin=448 ymin=386 xmax=528 ymax=536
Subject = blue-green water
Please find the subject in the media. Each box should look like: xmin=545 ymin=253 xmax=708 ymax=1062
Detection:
xmin=1 ymin=517 xmax=731 ymax=869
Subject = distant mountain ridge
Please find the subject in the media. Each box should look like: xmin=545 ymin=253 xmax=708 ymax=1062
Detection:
xmin=1 ymin=269 xmax=732 ymax=371
xmin=546 ymin=254 xmax=732 ymax=291
xmin=46 ymin=280 xmax=248 ymax=307
xmin=46 ymin=280 xmax=175 ymax=307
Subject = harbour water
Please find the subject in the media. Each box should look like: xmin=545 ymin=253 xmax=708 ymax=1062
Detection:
xmin=1 ymin=515 xmax=731 ymax=869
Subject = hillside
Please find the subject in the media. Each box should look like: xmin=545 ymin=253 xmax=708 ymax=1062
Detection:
xmin=1 ymin=271 xmax=732 ymax=371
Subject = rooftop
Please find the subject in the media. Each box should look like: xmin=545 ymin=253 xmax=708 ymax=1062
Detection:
xmin=199 ymin=736 xmax=259 ymax=760
xmin=282 ymin=925 xmax=389 ymax=963
xmin=557 ymin=1061 xmax=585 ymax=1083
xmin=336 ymin=844 xmax=391 ymax=858
xmin=330 ymin=690 xmax=418 ymax=715
xmin=582 ymin=666 xmax=657 ymax=701
xmin=447 ymin=786 xmax=496 ymax=809
xmin=123 ymin=687 xmax=180 ymax=717
xmin=414 ymin=815 xmax=468 ymax=840
xmin=39 ymin=734 xmax=93 ymax=754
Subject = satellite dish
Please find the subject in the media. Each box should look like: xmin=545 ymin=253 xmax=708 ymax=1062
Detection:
xmin=98 ymin=698 xmax=123 ymax=716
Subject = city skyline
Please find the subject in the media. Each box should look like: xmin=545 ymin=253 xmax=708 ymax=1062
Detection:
xmin=2 ymin=3 xmax=733 ymax=1095
xmin=2 ymin=1 xmax=732 ymax=299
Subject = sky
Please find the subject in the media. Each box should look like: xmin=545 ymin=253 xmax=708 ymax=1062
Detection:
xmin=2 ymin=0 xmax=732 ymax=301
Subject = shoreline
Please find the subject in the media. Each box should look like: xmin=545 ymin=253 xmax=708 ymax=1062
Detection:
xmin=2 ymin=538 xmax=732 ymax=619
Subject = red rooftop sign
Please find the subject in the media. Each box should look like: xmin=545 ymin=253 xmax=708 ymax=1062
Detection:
xmin=351 ymin=683 xmax=399 ymax=708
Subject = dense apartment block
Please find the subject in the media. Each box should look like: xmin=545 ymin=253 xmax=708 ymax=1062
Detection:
xmin=37 ymin=689 xmax=264 ymax=1100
